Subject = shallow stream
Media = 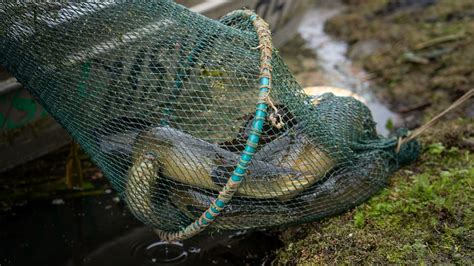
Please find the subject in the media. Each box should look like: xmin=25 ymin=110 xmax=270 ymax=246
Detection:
xmin=298 ymin=8 xmax=400 ymax=136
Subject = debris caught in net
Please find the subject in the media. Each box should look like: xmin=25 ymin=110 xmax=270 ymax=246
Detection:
xmin=0 ymin=1 xmax=420 ymax=240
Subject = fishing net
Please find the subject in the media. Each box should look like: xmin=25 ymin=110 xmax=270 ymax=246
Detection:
xmin=0 ymin=1 xmax=420 ymax=240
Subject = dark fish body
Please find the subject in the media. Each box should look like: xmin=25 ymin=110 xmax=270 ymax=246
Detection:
xmin=254 ymin=133 xmax=333 ymax=176
xmin=125 ymin=140 xmax=192 ymax=231
xmin=172 ymin=187 xmax=296 ymax=230
xmin=220 ymin=104 xmax=296 ymax=153
xmin=132 ymin=126 xmax=330 ymax=199
xmin=95 ymin=116 xmax=153 ymax=156
xmin=171 ymin=150 xmax=390 ymax=229
xmin=294 ymin=150 xmax=389 ymax=222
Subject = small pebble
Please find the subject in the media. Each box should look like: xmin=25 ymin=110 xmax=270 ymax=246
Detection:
xmin=51 ymin=198 xmax=65 ymax=205
xmin=113 ymin=197 xmax=120 ymax=203
xmin=105 ymin=189 xmax=112 ymax=194
xmin=188 ymin=247 xmax=201 ymax=253
xmin=91 ymin=171 xmax=103 ymax=180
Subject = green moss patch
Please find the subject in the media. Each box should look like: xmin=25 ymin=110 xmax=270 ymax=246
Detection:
xmin=277 ymin=143 xmax=473 ymax=264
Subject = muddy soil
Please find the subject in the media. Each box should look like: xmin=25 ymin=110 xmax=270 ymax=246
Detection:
xmin=276 ymin=0 xmax=473 ymax=264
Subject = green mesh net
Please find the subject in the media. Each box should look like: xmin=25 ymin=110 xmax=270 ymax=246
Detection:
xmin=0 ymin=1 xmax=419 ymax=240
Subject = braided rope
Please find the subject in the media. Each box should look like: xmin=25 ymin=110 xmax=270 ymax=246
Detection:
xmin=155 ymin=10 xmax=274 ymax=241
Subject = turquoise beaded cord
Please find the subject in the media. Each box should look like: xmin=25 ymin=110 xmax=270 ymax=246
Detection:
xmin=155 ymin=10 xmax=274 ymax=241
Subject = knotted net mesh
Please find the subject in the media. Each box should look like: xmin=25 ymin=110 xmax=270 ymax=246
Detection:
xmin=0 ymin=1 xmax=419 ymax=239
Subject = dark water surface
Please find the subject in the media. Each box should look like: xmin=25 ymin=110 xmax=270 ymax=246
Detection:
xmin=0 ymin=193 xmax=282 ymax=266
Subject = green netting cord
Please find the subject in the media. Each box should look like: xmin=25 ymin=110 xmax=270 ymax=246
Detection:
xmin=154 ymin=10 xmax=273 ymax=241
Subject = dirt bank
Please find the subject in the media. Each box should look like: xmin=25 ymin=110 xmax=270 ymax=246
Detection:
xmin=276 ymin=0 xmax=473 ymax=264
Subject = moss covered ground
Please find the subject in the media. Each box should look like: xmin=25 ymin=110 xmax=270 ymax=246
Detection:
xmin=276 ymin=0 xmax=473 ymax=264
xmin=277 ymin=143 xmax=472 ymax=264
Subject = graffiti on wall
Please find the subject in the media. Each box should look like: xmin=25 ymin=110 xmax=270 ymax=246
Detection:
xmin=0 ymin=89 xmax=48 ymax=130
